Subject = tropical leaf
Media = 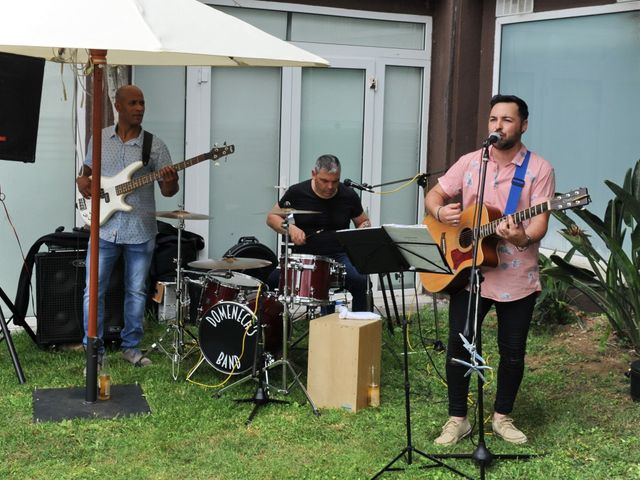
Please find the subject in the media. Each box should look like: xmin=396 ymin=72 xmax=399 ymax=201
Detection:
xmin=548 ymin=160 xmax=640 ymax=350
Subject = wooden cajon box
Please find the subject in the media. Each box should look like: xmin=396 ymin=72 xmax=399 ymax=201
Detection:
xmin=307 ymin=313 xmax=382 ymax=412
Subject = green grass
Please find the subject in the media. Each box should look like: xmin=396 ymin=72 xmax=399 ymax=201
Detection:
xmin=1 ymin=309 xmax=639 ymax=479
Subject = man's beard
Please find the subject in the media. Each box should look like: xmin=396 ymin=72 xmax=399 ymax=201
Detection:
xmin=495 ymin=137 xmax=519 ymax=150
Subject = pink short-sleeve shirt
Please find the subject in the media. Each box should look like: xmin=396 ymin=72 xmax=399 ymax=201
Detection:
xmin=438 ymin=145 xmax=555 ymax=302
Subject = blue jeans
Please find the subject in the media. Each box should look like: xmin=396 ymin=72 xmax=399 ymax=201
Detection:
xmin=83 ymin=237 xmax=155 ymax=350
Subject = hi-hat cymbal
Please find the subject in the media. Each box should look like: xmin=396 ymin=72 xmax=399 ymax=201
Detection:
xmin=188 ymin=257 xmax=273 ymax=270
xmin=270 ymin=207 xmax=320 ymax=216
xmin=155 ymin=210 xmax=210 ymax=220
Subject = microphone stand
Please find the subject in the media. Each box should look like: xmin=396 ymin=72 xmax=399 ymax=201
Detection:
xmin=367 ymin=170 xmax=445 ymax=190
xmin=429 ymin=143 xmax=535 ymax=478
xmin=365 ymin=170 xmax=446 ymax=348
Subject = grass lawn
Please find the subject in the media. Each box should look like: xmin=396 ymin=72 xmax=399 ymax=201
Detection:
xmin=1 ymin=306 xmax=639 ymax=479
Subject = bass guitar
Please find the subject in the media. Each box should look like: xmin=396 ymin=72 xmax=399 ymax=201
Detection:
xmin=76 ymin=144 xmax=235 ymax=226
xmin=420 ymin=188 xmax=591 ymax=294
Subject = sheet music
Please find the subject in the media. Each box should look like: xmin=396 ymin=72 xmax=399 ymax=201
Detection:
xmin=382 ymin=224 xmax=451 ymax=274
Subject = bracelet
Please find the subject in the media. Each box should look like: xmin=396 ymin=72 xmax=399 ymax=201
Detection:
xmin=436 ymin=206 xmax=443 ymax=222
xmin=516 ymin=234 xmax=533 ymax=252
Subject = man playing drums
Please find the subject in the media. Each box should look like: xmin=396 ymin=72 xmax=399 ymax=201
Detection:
xmin=266 ymin=154 xmax=371 ymax=312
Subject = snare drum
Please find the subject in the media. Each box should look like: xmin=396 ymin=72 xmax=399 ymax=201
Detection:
xmin=198 ymin=270 xmax=263 ymax=316
xmin=198 ymin=291 xmax=285 ymax=375
xmin=279 ymin=254 xmax=343 ymax=305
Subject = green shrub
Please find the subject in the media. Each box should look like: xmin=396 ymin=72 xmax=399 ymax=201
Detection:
xmin=543 ymin=159 xmax=640 ymax=350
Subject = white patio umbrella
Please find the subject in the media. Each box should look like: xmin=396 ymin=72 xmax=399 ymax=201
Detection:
xmin=0 ymin=0 xmax=327 ymax=402
xmin=0 ymin=0 xmax=327 ymax=67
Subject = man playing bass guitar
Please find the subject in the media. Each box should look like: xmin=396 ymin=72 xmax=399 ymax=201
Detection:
xmin=424 ymin=94 xmax=555 ymax=446
xmin=76 ymin=85 xmax=179 ymax=367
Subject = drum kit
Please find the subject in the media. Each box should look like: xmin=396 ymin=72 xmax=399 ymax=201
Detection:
xmin=152 ymin=206 xmax=346 ymax=416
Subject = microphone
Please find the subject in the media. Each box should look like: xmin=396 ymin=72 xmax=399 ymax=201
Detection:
xmin=344 ymin=178 xmax=373 ymax=192
xmin=483 ymin=131 xmax=501 ymax=147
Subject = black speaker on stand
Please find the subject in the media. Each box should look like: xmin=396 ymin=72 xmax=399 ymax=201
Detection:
xmin=35 ymin=249 xmax=124 ymax=347
xmin=0 ymin=52 xmax=45 ymax=163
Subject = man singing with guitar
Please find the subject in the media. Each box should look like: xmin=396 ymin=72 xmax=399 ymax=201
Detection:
xmin=425 ymin=95 xmax=555 ymax=446
xmin=76 ymin=85 xmax=179 ymax=367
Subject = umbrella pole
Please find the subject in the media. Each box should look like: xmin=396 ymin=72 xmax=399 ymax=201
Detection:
xmin=85 ymin=49 xmax=107 ymax=403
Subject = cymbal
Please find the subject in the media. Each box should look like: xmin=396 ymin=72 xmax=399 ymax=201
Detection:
xmin=155 ymin=210 xmax=210 ymax=220
xmin=270 ymin=207 xmax=320 ymax=216
xmin=188 ymin=257 xmax=273 ymax=270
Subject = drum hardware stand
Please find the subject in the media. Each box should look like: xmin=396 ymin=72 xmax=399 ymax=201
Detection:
xmin=231 ymin=308 xmax=289 ymax=425
xmin=151 ymin=209 xmax=198 ymax=380
xmin=212 ymin=294 xmax=276 ymax=398
xmin=270 ymin=213 xmax=320 ymax=416
xmin=0 ymin=285 xmax=26 ymax=384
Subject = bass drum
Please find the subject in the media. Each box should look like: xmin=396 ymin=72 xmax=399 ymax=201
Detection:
xmin=198 ymin=291 xmax=285 ymax=375
xmin=223 ymin=236 xmax=278 ymax=285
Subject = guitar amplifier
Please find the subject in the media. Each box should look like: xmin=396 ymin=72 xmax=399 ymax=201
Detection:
xmin=35 ymin=250 xmax=124 ymax=347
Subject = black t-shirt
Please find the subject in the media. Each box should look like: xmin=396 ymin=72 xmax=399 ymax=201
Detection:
xmin=278 ymin=179 xmax=364 ymax=255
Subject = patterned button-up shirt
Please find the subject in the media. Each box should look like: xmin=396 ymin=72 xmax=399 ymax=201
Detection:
xmin=438 ymin=145 xmax=555 ymax=302
xmin=85 ymin=126 xmax=172 ymax=244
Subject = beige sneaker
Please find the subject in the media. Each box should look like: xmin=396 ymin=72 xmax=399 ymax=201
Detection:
xmin=434 ymin=417 xmax=472 ymax=446
xmin=492 ymin=415 xmax=527 ymax=444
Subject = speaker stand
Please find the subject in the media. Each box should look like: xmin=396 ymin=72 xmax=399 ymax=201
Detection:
xmin=0 ymin=285 xmax=27 ymax=384
xmin=0 ymin=284 xmax=36 ymax=344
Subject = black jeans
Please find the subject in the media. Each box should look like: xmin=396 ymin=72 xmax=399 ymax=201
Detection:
xmin=446 ymin=289 xmax=538 ymax=417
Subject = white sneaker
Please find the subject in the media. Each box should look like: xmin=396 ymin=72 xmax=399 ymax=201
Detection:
xmin=434 ymin=417 xmax=472 ymax=446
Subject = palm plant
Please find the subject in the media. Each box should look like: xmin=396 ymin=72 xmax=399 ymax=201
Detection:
xmin=542 ymin=159 xmax=640 ymax=350
xmin=534 ymin=253 xmax=580 ymax=326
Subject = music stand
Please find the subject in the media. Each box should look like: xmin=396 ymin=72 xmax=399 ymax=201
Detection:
xmin=335 ymin=226 xmax=468 ymax=479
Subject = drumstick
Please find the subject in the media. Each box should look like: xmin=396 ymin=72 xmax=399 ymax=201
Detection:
xmin=305 ymin=229 xmax=325 ymax=240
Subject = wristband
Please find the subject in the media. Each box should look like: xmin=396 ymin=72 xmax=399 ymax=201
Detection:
xmin=436 ymin=206 xmax=443 ymax=222
xmin=516 ymin=234 xmax=533 ymax=252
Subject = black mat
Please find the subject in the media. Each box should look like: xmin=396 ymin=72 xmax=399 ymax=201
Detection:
xmin=32 ymin=383 xmax=151 ymax=422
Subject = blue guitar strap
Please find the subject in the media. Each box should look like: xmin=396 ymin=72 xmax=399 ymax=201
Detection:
xmin=504 ymin=150 xmax=531 ymax=215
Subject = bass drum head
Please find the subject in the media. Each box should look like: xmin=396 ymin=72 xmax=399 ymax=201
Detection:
xmin=198 ymin=301 xmax=258 ymax=375
xmin=224 ymin=237 xmax=277 ymax=284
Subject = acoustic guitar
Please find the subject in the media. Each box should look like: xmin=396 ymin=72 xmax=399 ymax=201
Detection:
xmin=419 ymin=188 xmax=591 ymax=294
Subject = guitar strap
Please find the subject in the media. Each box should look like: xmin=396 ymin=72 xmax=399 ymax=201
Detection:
xmin=142 ymin=130 xmax=153 ymax=166
xmin=504 ymin=150 xmax=531 ymax=215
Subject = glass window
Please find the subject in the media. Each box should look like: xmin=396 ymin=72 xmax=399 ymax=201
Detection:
xmin=213 ymin=5 xmax=425 ymax=49
xmin=214 ymin=5 xmax=288 ymax=39
xmin=499 ymin=11 xmax=640 ymax=253
xmin=380 ymin=66 xmax=423 ymax=225
xmin=134 ymin=66 xmax=186 ymax=213
xmin=300 ymin=68 xmax=365 ymax=183
xmin=380 ymin=65 xmax=424 ymax=288
xmin=291 ymin=13 xmax=425 ymax=49
xmin=209 ymin=67 xmax=282 ymax=258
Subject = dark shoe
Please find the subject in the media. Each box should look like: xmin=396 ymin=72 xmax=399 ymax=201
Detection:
xmin=434 ymin=417 xmax=472 ymax=446
xmin=121 ymin=348 xmax=152 ymax=367
xmin=492 ymin=415 xmax=527 ymax=444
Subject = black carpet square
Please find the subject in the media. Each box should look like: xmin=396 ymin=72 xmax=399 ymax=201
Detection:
xmin=33 ymin=383 xmax=151 ymax=422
